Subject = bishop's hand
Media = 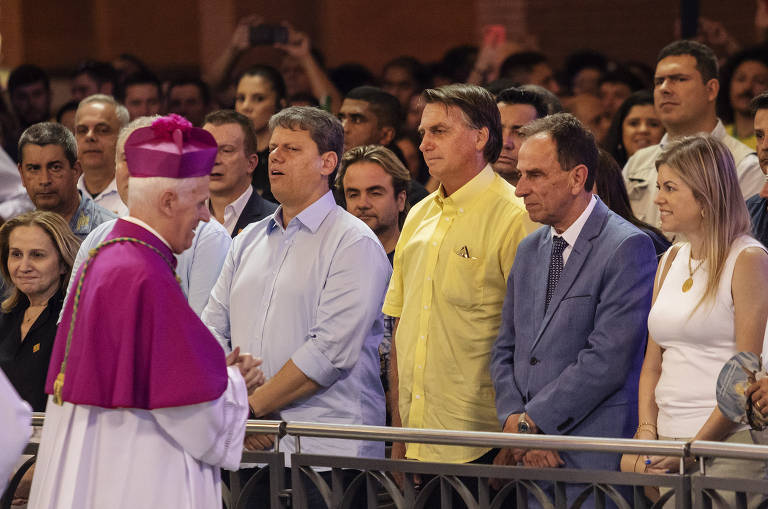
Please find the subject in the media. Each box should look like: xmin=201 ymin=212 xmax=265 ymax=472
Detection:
xmin=226 ymin=346 xmax=266 ymax=394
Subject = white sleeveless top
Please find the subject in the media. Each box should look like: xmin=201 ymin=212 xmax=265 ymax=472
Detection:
xmin=648 ymin=235 xmax=765 ymax=437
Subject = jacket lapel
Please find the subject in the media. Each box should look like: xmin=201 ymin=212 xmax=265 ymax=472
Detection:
xmin=531 ymin=199 xmax=609 ymax=352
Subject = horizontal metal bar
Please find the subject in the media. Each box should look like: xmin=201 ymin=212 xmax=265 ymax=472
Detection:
xmin=246 ymin=420 xmax=284 ymax=436
xmin=690 ymin=440 xmax=768 ymax=461
xmin=30 ymin=413 xmax=284 ymax=436
xmin=33 ymin=413 xmax=768 ymax=461
xmin=283 ymin=421 xmax=687 ymax=456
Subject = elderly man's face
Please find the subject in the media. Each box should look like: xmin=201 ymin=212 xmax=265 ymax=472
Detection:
xmin=169 ymin=177 xmax=210 ymax=253
xmin=515 ymin=133 xmax=581 ymax=231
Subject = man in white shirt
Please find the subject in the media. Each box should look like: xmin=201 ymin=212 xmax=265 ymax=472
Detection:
xmin=74 ymin=94 xmax=129 ymax=216
xmin=624 ymin=40 xmax=763 ymax=229
xmin=203 ymin=110 xmax=277 ymax=237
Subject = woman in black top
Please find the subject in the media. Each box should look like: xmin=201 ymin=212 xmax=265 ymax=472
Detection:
xmin=0 ymin=211 xmax=79 ymax=412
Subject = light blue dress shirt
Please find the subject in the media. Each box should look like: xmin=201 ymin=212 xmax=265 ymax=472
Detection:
xmin=68 ymin=218 xmax=231 ymax=316
xmin=202 ymin=191 xmax=391 ymax=461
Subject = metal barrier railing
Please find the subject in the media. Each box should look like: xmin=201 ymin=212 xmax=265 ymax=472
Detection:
xmin=11 ymin=413 xmax=768 ymax=509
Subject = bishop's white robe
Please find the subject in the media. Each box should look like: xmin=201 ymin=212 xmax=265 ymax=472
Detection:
xmin=0 ymin=371 xmax=32 ymax=493
xmin=28 ymin=366 xmax=248 ymax=509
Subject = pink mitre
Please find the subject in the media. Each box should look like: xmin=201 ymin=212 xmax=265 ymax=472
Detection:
xmin=124 ymin=114 xmax=218 ymax=178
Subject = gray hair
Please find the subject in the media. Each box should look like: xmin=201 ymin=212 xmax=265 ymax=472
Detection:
xmin=78 ymin=94 xmax=130 ymax=127
xmin=268 ymin=106 xmax=343 ymax=172
xmin=18 ymin=122 xmax=78 ymax=167
xmin=127 ymin=176 xmax=202 ymax=213
xmin=116 ymin=115 xmax=160 ymax=164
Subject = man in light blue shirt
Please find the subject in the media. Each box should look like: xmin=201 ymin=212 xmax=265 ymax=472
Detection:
xmin=67 ymin=116 xmax=231 ymax=316
xmin=202 ymin=107 xmax=390 ymax=469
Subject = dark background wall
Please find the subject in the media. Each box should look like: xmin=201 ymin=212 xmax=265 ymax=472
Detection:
xmin=0 ymin=0 xmax=761 ymax=77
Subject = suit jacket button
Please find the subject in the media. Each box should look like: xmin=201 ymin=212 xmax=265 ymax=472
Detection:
xmin=530 ymin=357 xmax=538 ymax=365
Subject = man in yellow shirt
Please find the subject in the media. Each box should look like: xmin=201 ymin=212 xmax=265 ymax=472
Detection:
xmin=383 ymin=84 xmax=530 ymax=471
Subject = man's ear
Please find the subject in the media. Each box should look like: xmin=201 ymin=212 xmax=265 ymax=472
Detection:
xmin=319 ymin=151 xmax=338 ymax=176
xmin=396 ymin=189 xmax=407 ymax=212
xmin=73 ymin=160 xmax=83 ymax=179
xmin=159 ymin=190 xmax=176 ymax=217
xmin=475 ymin=126 xmax=490 ymax=153
xmin=705 ymin=78 xmax=719 ymax=103
xmin=247 ymin=152 xmax=258 ymax=176
xmin=378 ymin=126 xmax=396 ymax=146
xmin=17 ymin=163 xmax=26 ymax=187
xmin=570 ymin=164 xmax=589 ymax=195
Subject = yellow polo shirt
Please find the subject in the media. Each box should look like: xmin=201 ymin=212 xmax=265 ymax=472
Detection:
xmin=383 ymin=165 xmax=530 ymax=463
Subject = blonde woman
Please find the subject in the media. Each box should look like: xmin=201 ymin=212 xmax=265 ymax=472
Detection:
xmin=636 ymin=134 xmax=768 ymax=505
xmin=0 ymin=211 xmax=79 ymax=412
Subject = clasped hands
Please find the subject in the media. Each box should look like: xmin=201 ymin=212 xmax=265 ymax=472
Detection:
xmin=225 ymin=347 xmax=276 ymax=452
xmin=494 ymin=414 xmax=564 ymax=465
xmin=225 ymin=346 xmax=265 ymax=395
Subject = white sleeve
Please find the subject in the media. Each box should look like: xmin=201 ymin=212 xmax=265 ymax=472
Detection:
xmin=0 ymin=371 xmax=32 ymax=492
xmin=151 ymin=366 xmax=248 ymax=470
xmin=737 ymin=153 xmax=763 ymax=201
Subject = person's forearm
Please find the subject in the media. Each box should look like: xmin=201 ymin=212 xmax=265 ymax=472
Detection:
xmin=204 ymin=45 xmax=243 ymax=91
xmin=389 ymin=319 xmax=402 ymax=428
xmin=637 ymin=363 xmax=661 ymax=436
xmin=693 ymin=407 xmax=738 ymax=442
xmin=300 ymin=55 xmax=342 ymax=113
xmin=248 ymin=359 xmax=321 ymax=417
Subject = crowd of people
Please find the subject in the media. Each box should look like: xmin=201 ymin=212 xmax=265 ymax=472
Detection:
xmin=2 ymin=14 xmax=768 ymax=509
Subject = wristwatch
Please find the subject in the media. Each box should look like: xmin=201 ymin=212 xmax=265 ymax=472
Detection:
xmin=518 ymin=413 xmax=534 ymax=434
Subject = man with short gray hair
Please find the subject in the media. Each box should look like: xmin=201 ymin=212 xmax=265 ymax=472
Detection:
xmin=203 ymin=106 xmax=390 ymax=506
xmin=74 ymin=94 xmax=130 ymax=216
xmin=68 ymin=115 xmax=232 ymax=316
xmin=17 ymin=122 xmax=116 ymax=240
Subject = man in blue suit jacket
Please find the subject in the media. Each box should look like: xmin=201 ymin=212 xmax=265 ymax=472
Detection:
xmin=490 ymin=113 xmax=656 ymax=503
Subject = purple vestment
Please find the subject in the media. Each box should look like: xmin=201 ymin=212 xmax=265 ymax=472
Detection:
xmin=45 ymin=219 xmax=227 ymax=409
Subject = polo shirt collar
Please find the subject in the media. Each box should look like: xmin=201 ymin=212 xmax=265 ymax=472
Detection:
xmin=434 ymin=165 xmax=495 ymax=211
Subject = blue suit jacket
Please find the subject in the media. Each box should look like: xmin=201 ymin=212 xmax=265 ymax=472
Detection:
xmin=491 ymin=198 xmax=656 ymax=470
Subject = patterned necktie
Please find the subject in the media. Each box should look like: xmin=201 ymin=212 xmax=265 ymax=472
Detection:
xmin=545 ymin=236 xmax=568 ymax=312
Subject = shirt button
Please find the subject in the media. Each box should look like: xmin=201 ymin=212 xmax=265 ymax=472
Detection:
xmin=420 ymin=335 xmax=425 ymax=340
xmin=415 ymin=395 xmax=421 ymax=399
xmin=432 ymin=242 xmax=437 ymax=246
xmin=530 ymin=357 xmax=539 ymax=366
xmin=417 ymin=365 xmax=423 ymax=369
xmin=459 ymin=208 xmax=464 ymax=213
xmin=423 ymin=305 xmax=429 ymax=310
xmin=445 ymin=217 xmax=450 ymax=222
xmin=426 ymin=276 xmax=431 ymax=281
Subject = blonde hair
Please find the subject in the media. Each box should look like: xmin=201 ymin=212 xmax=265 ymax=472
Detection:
xmin=0 ymin=211 xmax=81 ymax=312
xmin=656 ymin=134 xmax=751 ymax=311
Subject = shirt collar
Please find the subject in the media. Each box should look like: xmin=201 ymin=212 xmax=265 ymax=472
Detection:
xmin=549 ymin=194 xmax=597 ymax=246
xmin=77 ymin=175 xmax=119 ymax=198
xmin=659 ymin=119 xmax=725 ymax=149
xmin=225 ymin=186 xmax=253 ymax=218
xmin=122 ymin=216 xmax=173 ymax=250
xmin=267 ymin=190 xmax=336 ymax=234
xmin=434 ymin=165 xmax=495 ymax=211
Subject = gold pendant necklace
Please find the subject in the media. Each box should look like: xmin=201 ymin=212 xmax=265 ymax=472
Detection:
xmin=682 ymin=248 xmax=703 ymax=293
